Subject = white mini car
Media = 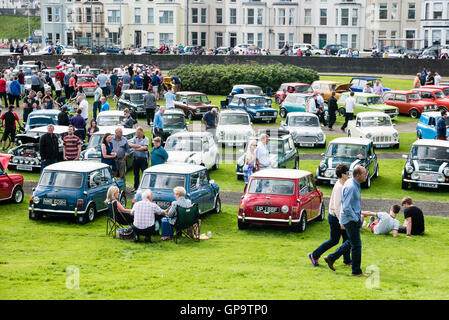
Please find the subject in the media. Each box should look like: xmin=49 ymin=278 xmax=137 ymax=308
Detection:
xmin=165 ymin=131 xmax=220 ymax=170
xmin=24 ymin=75 xmax=51 ymax=95
xmin=96 ymin=111 xmax=126 ymax=127
xmin=280 ymin=112 xmax=326 ymax=148
xmin=216 ymin=109 xmax=254 ymax=147
xmin=346 ymin=111 xmax=399 ymax=149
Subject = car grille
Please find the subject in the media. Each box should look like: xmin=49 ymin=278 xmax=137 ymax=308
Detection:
xmin=384 ymin=109 xmax=398 ymax=116
xmin=224 ymin=133 xmax=246 ymax=142
xmin=372 ymin=136 xmax=392 ymax=143
xmin=324 ymin=169 xmax=336 ymax=178
xmin=418 ymin=172 xmax=440 ymax=182
xmin=259 ymin=111 xmax=274 ymax=116
xmin=197 ymin=108 xmax=209 ymax=114
xmin=296 ymin=136 xmax=317 ymax=143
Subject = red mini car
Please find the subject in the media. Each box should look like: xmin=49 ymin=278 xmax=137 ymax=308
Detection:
xmin=76 ymin=74 xmax=97 ymax=97
xmin=0 ymin=154 xmax=24 ymax=204
xmin=383 ymin=90 xmax=438 ymax=118
xmin=421 ymin=85 xmax=449 ymax=97
xmin=411 ymin=88 xmax=449 ymax=112
xmin=238 ymin=169 xmax=324 ymax=232
xmin=275 ymin=83 xmax=312 ymax=104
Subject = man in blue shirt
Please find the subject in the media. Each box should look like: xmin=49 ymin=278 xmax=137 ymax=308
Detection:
xmin=153 ymin=106 xmax=165 ymax=139
xmin=323 ymin=166 xmax=370 ymax=277
xmin=97 ymin=70 xmax=109 ymax=96
xmin=100 ymin=96 xmax=110 ymax=112
xmin=436 ymin=110 xmax=448 ymax=140
xmin=134 ymin=72 xmax=143 ymax=90
xmin=63 ymin=71 xmax=71 ymax=98
xmin=150 ymin=136 xmax=168 ymax=166
xmin=164 ymin=87 xmax=175 ymax=109
xmin=151 ymin=72 xmax=161 ymax=100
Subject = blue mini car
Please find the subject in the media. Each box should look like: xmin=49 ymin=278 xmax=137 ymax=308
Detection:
xmin=25 ymin=109 xmax=60 ymax=132
xmin=29 ymin=161 xmax=126 ymax=224
xmin=350 ymin=77 xmax=391 ymax=93
xmin=227 ymin=94 xmax=278 ymax=123
xmin=133 ymin=164 xmax=221 ymax=215
xmin=416 ymin=111 xmax=449 ymax=139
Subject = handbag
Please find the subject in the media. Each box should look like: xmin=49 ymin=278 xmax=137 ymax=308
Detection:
xmin=117 ymin=227 xmax=134 ymax=240
xmin=187 ymin=219 xmax=201 ymax=239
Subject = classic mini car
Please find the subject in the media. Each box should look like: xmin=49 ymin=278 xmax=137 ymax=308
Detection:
xmin=315 ymin=137 xmax=378 ymax=188
xmin=41 ymin=68 xmax=59 ymax=85
xmin=15 ymin=64 xmax=40 ymax=76
xmin=133 ymin=163 xmax=221 ymax=215
xmin=29 ymin=161 xmax=126 ymax=224
xmin=80 ymin=126 xmax=136 ymax=169
xmin=216 ymin=109 xmax=254 ymax=147
xmin=411 ymin=88 xmax=449 ymax=112
xmin=310 ymin=81 xmax=352 ymax=100
xmin=416 ymin=111 xmax=449 ymax=140
xmin=278 ymin=92 xmax=329 ymax=120
xmin=323 ymin=44 xmax=344 ymax=55
xmin=8 ymin=125 xmax=70 ymax=172
xmin=96 ymin=111 xmax=127 ymax=127
xmin=0 ymin=154 xmax=24 ymax=204
xmin=292 ymin=43 xmax=326 ymax=55
xmin=349 ymin=77 xmax=391 ymax=93
xmin=383 ymin=90 xmax=438 ymax=118
xmin=402 ymin=139 xmax=449 ymax=190
xmin=227 ymin=84 xmax=265 ymax=103
xmin=346 ymin=112 xmax=399 ymax=149
xmin=117 ymin=89 xmax=148 ymax=116
xmin=238 ymin=169 xmax=324 ymax=233
xmin=75 ymin=74 xmax=97 ymax=96
xmin=235 ymin=129 xmax=299 ymax=180
xmin=275 ymin=83 xmax=312 ymax=105
xmin=24 ymin=109 xmax=60 ymax=132
xmin=24 ymin=75 xmax=52 ymax=96
xmin=337 ymin=92 xmax=399 ymax=119
xmin=80 ymin=68 xmax=103 ymax=78
xmin=422 ymin=85 xmax=449 ymax=97
xmin=165 ymin=131 xmax=220 ymax=170
xmin=152 ymin=109 xmax=188 ymax=143
xmin=227 ymin=94 xmax=277 ymax=123
xmin=280 ymin=112 xmax=326 ymax=148
xmin=173 ymin=91 xmax=217 ymax=121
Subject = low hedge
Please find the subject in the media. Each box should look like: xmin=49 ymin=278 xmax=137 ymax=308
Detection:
xmin=169 ymin=63 xmax=319 ymax=96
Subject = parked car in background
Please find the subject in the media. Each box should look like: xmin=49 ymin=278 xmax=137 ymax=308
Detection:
xmin=0 ymin=154 xmax=24 ymax=204
xmin=216 ymin=109 xmax=254 ymax=147
xmin=41 ymin=68 xmax=58 ymax=85
xmin=416 ymin=111 xmax=449 ymax=139
xmin=383 ymin=90 xmax=438 ymax=118
xmin=233 ymin=44 xmax=250 ymax=55
xmin=350 ymin=77 xmax=391 ymax=93
xmin=323 ymin=44 xmax=344 ymax=55
xmin=133 ymin=163 xmax=221 ymax=215
xmin=337 ymin=92 xmax=399 ymax=119
xmin=165 ymin=131 xmax=220 ymax=170
xmin=174 ymin=91 xmax=217 ymax=121
xmin=346 ymin=112 xmax=399 ymax=149
xmin=143 ymin=46 xmax=159 ymax=54
xmin=292 ymin=43 xmax=326 ymax=55
xmin=24 ymin=109 xmax=60 ymax=132
xmin=385 ymin=47 xmax=406 ymax=58
xmin=182 ymin=46 xmax=203 ymax=55
xmin=235 ymin=129 xmax=299 ymax=180
xmin=419 ymin=47 xmax=439 ymax=59
xmin=117 ymin=89 xmax=148 ymax=116
xmin=310 ymin=80 xmax=352 ymax=101
xmin=75 ymin=74 xmax=96 ymax=97
xmin=422 ymin=85 xmax=449 ymax=97
xmin=227 ymin=94 xmax=277 ymax=123
xmin=280 ymin=112 xmax=326 ymax=148
xmin=402 ymin=139 xmax=449 ymax=190
xmin=279 ymin=93 xmax=313 ymax=118
xmin=315 ymin=137 xmax=378 ymax=188
xmin=80 ymin=68 xmax=103 ymax=78
xmin=336 ymin=48 xmax=354 ymax=57
xmin=24 ymin=75 xmax=51 ymax=95
xmin=29 ymin=161 xmax=126 ymax=224
xmin=152 ymin=108 xmax=188 ymax=143
xmin=228 ymin=85 xmax=265 ymax=101
xmin=32 ymin=45 xmax=79 ymax=56
xmin=275 ymin=83 xmax=312 ymax=104
xmin=238 ymin=169 xmax=324 ymax=232
xmin=411 ymin=88 xmax=449 ymax=112
xmin=401 ymin=49 xmax=422 ymax=58
xmin=105 ymin=45 xmax=120 ymax=54
xmin=15 ymin=64 xmax=39 ymax=76
xmin=96 ymin=111 xmax=126 ymax=127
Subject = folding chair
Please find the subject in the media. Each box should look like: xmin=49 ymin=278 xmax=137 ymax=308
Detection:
xmin=173 ymin=203 xmax=200 ymax=244
xmin=106 ymin=201 xmax=132 ymax=238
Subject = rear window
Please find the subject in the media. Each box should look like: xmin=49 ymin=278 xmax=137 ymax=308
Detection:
xmin=140 ymin=173 xmax=186 ymax=190
xmin=248 ymin=178 xmax=295 ymax=195
xmin=39 ymin=171 xmax=83 ymax=188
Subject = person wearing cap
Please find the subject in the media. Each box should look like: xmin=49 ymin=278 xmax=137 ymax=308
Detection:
xmin=202 ymin=108 xmax=218 ymax=140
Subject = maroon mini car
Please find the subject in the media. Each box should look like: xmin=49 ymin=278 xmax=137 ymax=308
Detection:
xmin=238 ymin=169 xmax=324 ymax=232
xmin=383 ymin=90 xmax=438 ymax=118
xmin=275 ymin=83 xmax=312 ymax=104
xmin=0 ymin=154 xmax=24 ymax=204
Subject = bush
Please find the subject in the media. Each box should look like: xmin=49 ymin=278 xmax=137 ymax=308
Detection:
xmin=169 ymin=63 xmax=319 ymax=95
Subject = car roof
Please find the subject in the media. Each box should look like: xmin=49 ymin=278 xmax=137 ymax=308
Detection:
xmin=351 ymin=77 xmax=380 ymax=80
xmin=356 ymin=111 xmax=390 ymax=117
xmin=412 ymin=88 xmax=441 ymax=92
xmin=175 ymin=91 xmax=207 ymax=95
xmin=281 ymin=83 xmax=310 ymax=86
xmin=233 ymin=94 xmax=265 ymax=98
xmin=412 ymin=139 xmax=449 ymax=148
xmin=45 ymin=160 xmax=109 ymax=173
xmin=422 ymin=85 xmax=449 ymax=89
xmin=164 ymin=109 xmax=185 ymax=115
xmin=313 ymin=81 xmax=343 ymax=84
xmin=233 ymin=84 xmax=262 ymax=89
xmin=29 ymin=109 xmax=60 ymax=116
xmin=287 ymin=112 xmax=318 ymax=118
xmin=143 ymin=163 xmax=206 ymax=175
xmin=76 ymin=74 xmax=94 ymax=77
xmin=284 ymin=93 xmax=312 ymax=98
xmin=341 ymin=92 xmax=381 ymax=97
xmin=250 ymin=169 xmax=312 ymax=179
xmin=29 ymin=125 xmax=68 ymax=134
xmin=386 ymin=90 xmax=415 ymax=94
xmin=93 ymin=126 xmax=135 ymax=135
xmin=420 ymin=111 xmax=441 ymax=118
xmin=219 ymin=109 xmax=249 ymax=115
xmin=97 ymin=111 xmax=124 ymax=116
xmin=329 ymin=137 xmax=371 ymax=145
xmin=169 ymin=131 xmax=213 ymax=138
xmin=122 ymin=89 xmax=147 ymax=94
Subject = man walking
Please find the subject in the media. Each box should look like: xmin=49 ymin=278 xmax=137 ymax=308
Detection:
xmin=70 ymin=109 xmax=87 ymax=142
xmin=63 ymin=125 xmax=82 ymax=160
xmin=144 ymin=88 xmax=156 ymax=126
xmin=100 ymin=96 xmax=110 ymax=112
xmin=97 ymin=70 xmax=109 ymax=97
xmin=9 ymin=77 xmax=21 ymax=109
xmin=31 ymin=71 xmax=41 ymax=95
xmin=151 ymin=71 xmax=161 ymax=100
xmin=111 ymin=127 xmax=130 ymax=183
xmin=129 ymin=127 xmax=149 ymax=192
xmin=327 ymin=91 xmax=338 ymax=131
xmin=436 ymin=109 xmax=448 ymax=140
xmin=23 ymin=90 xmax=37 ymax=123
xmin=202 ymin=108 xmax=218 ymax=139
xmin=341 ymin=91 xmax=355 ymax=132
xmin=323 ymin=166 xmax=370 ymax=277
xmin=93 ymin=83 xmax=102 ymax=120
xmin=164 ymin=87 xmax=175 ymax=109
xmin=0 ymin=105 xmax=21 ymax=151
xmin=153 ymin=106 xmax=165 ymax=139
xmin=39 ymin=124 xmax=59 ymax=173
xmin=77 ymin=94 xmax=89 ymax=121
xmin=150 ymin=136 xmax=168 ymax=166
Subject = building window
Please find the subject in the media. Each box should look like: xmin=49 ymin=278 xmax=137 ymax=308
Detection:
xmin=341 ymin=34 xmax=348 ymax=48
xmin=95 ymin=7 xmax=101 ymax=23
xmin=201 ymin=32 xmax=206 ymax=46
xmin=278 ymin=33 xmax=285 ymax=49
xmin=304 ymin=9 xmax=311 ymax=25
xmin=47 ymin=7 xmax=52 ymax=22
xmin=432 ymin=29 xmax=442 ymax=45
xmin=192 ymin=32 xmax=198 ymax=45
xmin=408 ymin=3 xmax=415 ymax=20
xmin=425 ymin=3 xmax=430 ymax=19
xmin=230 ymin=8 xmax=236 ymax=24
xmin=216 ymin=32 xmax=223 ymax=47
xmin=201 ymin=8 xmax=206 ymax=23
xmin=288 ymin=8 xmax=294 ymax=25
xmin=134 ymin=8 xmax=141 ymax=24
xmin=160 ymin=11 xmax=173 ymax=24
xmin=336 ymin=9 xmax=339 ymax=25
xmin=77 ymin=8 xmax=82 ymax=23
xmin=405 ymin=30 xmax=416 ymax=48
xmin=379 ymin=3 xmax=387 ymax=20
xmin=289 ymin=33 xmax=294 ymax=45
xmin=147 ymin=32 xmax=154 ymax=46
xmin=341 ymin=8 xmax=348 ymax=26
xmin=108 ymin=10 xmax=120 ymax=23
xmin=216 ymin=8 xmax=222 ymax=24
xmin=159 ymin=33 xmax=174 ymax=46
xmin=55 ymin=8 xmax=60 ymax=22
xmin=351 ymin=34 xmax=357 ymax=49
xmin=257 ymin=33 xmax=263 ymax=48
xmin=86 ymin=7 xmax=92 ymax=23
xmin=192 ymin=8 xmax=198 ymax=23
xmin=148 ymin=8 xmax=154 ymax=24
xmin=230 ymin=32 xmax=237 ymax=47
xmin=318 ymin=34 xmax=327 ymax=49
xmin=352 ymin=9 xmax=358 ymax=26
xmin=446 ymin=31 xmax=449 ymax=45
xmin=433 ymin=3 xmax=443 ymax=19
xmin=391 ymin=3 xmax=398 ymax=20
xmin=320 ymin=9 xmax=327 ymax=25
xmin=378 ymin=30 xmax=387 ymax=48
xmin=248 ymin=33 xmax=254 ymax=45
xmin=248 ymin=8 xmax=254 ymax=24
xmin=278 ymin=9 xmax=285 ymax=25
xmin=257 ymin=8 xmax=263 ymax=25
xmin=67 ymin=8 xmax=73 ymax=23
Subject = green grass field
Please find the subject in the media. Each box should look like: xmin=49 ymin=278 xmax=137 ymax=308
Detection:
xmin=0 ymin=16 xmax=41 ymax=40
xmin=1 ymin=198 xmax=448 ymax=299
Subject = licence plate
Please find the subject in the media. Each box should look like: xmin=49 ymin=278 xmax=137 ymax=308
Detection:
xmin=16 ymin=165 xmax=33 ymax=171
xmin=300 ymin=143 xmax=314 ymax=147
xmin=418 ymin=182 xmax=438 ymax=189
xmin=255 ymin=206 xmax=279 ymax=214
xmin=261 ymin=117 xmax=272 ymax=121
xmin=375 ymin=144 xmax=390 ymax=148
xmin=43 ymin=198 xmax=67 ymax=206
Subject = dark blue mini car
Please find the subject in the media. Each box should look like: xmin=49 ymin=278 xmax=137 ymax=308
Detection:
xmin=227 ymin=94 xmax=277 ymax=123
xmin=350 ymin=77 xmax=391 ymax=93
xmin=416 ymin=111 xmax=449 ymax=139
xmin=133 ymin=164 xmax=221 ymax=215
xmin=29 ymin=161 xmax=126 ymax=224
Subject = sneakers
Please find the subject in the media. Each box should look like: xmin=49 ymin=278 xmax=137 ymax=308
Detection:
xmin=361 ymin=220 xmax=367 ymax=228
xmin=328 ymin=128 xmax=334 ymax=131
xmin=324 ymin=256 xmax=336 ymax=271
xmin=352 ymin=273 xmax=371 ymax=277
xmin=344 ymin=261 xmax=352 ymax=266
xmin=368 ymin=216 xmax=376 ymax=228
xmin=308 ymin=253 xmax=319 ymax=267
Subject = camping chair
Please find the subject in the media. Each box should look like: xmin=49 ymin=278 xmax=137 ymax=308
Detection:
xmin=173 ymin=203 xmax=200 ymax=244
xmin=106 ymin=201 xmax=132 ymax=238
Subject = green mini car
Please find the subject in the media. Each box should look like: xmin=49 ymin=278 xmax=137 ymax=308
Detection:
xmin=152 ymin=109 xmax=188 ymax=143
xmin=337 ymin=92 xmax=399 ymax=119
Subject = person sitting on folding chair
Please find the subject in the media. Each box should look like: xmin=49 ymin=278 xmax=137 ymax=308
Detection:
xmin=160 ymin=186 xmax=192 ymax=241
xmin=105 ymin=186 xmax=133 ymax=237
xmin=131 ymin=189 xmax=165 ymax=243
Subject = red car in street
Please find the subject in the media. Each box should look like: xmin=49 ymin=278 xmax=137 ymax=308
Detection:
xmin=411 ymin=88 xmax=449 ymax=112
xmin=383 ymin=90 xmax=438 ymax=118
xmin=422 ymin=85 xmax=449 ymax=97
xmin=0 ymin=154 xmax=24 ymax=204
xmin=238 ymin=169 xmax=324 ymax=232
xmin=275 ymin=83 xmax=312 ymax=104
xmin=76 ymin=74 xmax=97 ymax=97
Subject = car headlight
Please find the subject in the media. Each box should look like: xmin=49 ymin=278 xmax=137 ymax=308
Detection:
xmin=33 ymin=196 xmax=40 ymax=204
xmin=319 ymin=161 xmax=327 ymax=171
xmin=366 ymin=133 xmax=372 ymax=139
xmin=219 ymin=131 xmax=225 ymax=137
xmin=411 ymin=172 xmax=420 ymax=180
xmin=444 ymin=168 xmax=449 ymax=177
xmin=438 ymin=175 xmax=445 ymax=182
xmin=237 ymin=157 xmax=244 ymax=166
xmin=317 ymin=133 xmax=324 ymax=140
xmin=325 ymin=170 xmax=334 ymax=178
xmin=393 ymin=132 xmax=399 ymax=138
xmin=273 ymin=111 xmax=277 ymax=117
xmin=405 ymin=164 xmax=414 ymax=174
xmin=281 ymin=205 xmax=289 ymax=214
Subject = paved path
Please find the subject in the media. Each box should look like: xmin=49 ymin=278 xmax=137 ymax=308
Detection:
xmin=221 ymin=152 xmax=406 ymax=161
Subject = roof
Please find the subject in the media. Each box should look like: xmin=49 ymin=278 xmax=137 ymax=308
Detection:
xmin=175 ymin=91 xmax=207 ymax=96
xmin=251 ymin=169 xmax=312 ymax=179
xmin=232 ymin=94 xmax=266 ymax=98
xmin=422 ymin=85 xmax=449 ymax=89
xmin=29 ymin=125 xmax=68 ymax=134
xmin=341 ymin=92 xmax=381 ymax=97
xmin=281 ymin=83 xmax=310 ymax=86
xmin=219 ymin=109 xmax=249 ymax=115
xmin=97 ymin=111 xmax=124 ymax=117
xmin=419 ymin=111 xmax=442 ymax=118
xmin=350 ymin=77 xmax=381 ymax=80
xmin=169 ymin=131 xmax=213 ymax=138
xmin=287 ymin=112 xmax=318 ymax=118
xmin=164 ymin=109 xmax=185 ymax=115
xmin=76 ymin=74 xmax=95 ymax=77
xmin=386 ymin=90 xmax=416 ymax=94
xmin=329 ymin=137 xmax=372 ymax=145
xmin=412 ymin=88 xmax=442 ymax=92
xmin=312 ymin=81 xmax=343 ymax=85
xmin=143 ymin=163 xmax=206 ymax=175
xmin=412 ymin=139 xmax=449 ymax=148
xmin=45 ymin=161 xmax=109 ymax=173
xmin=355 ymin=111 xmax=390 ymax=118
xmin=233 ymin=84 xmax=262 ymax=89
xmin=29 ymin=109 xmax=60 ymax=116
xmin=122 ymin=89 xmax=147 ymax=94
xmin=284 ymin=93 xmax=313 ymax=98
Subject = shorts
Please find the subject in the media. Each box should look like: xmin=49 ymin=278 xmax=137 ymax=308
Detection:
xmin=370 ymin=221 xmax=379 ymax=233
xmin=152 ymin=86 xmax=158 ymax=94
xmin=2 ymin=128 xmax=15 ymax=142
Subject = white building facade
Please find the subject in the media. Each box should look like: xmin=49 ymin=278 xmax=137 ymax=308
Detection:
xmin=421 ymin=0 xmax=449 ymax=47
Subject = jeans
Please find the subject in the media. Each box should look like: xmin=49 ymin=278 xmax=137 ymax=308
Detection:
xmin=146 ymin=108 xmax=155 ymax=126
xmin=23 ymin=107 xmax=33 ymax=123
xmin=328 ymin=111 xmax=336 ymax=129
xmin=132 ymin=224 xmax=155 ymax=242
xmin=133 ymin=157 xmax=148 ymax=189
xmin=0 ymin=92 xmax=8 ymax=107
xmin=328 ymin=219 xmax=363 ymax=275
xmin=341 ymin=113 xmax=354 ymax=130
xmin=9 ymin=94 xmax=20 ymax=108
xmin=40 ymin=159 xmax=57 ymax=174
xmin=312 ymin=213 xmax=351 ymax=264
xmin=93 ymin=100 xmax=101 ymax=120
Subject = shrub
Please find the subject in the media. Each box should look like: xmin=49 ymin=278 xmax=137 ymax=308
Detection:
xmin=169 ymin=63 xmax=319 ymax=95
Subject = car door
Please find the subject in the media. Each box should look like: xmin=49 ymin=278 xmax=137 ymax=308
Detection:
xmin=200 ymin=170 xmax=215 ymax=212
xmin=307 ymin=175 xmax=321 ymax=218
xmin=0 ymin=168 xmax=12 ymax=199
xmin=87 ymin=169 xmax=104 ymax=210
xmin=394 ymin=93 xmax=408 ymax=114
xmin=189 ymin=171 xmax=208 ymax=214
xmin=298 ymin=177 xmax=313 ymax=220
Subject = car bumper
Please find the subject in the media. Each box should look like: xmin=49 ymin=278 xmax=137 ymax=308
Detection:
xmin=402 ymin=179 xmax=449 ymax=187
xmin=316 ymin=176 xmax=338 ymax=185
xmin=9 ymin=163 xmax=40 ymax=171
xmin=238 ymin=214 xmax=300 ymax=224
xmin=217 ymin=139 xmax=246 ymax=147
xmin=373 ymin=141 xmax=399 ymax=148
xmin=294 ymin=138 xmax=325 ymax=147
xmin=29 ymin=205 xmax=86 ymax=216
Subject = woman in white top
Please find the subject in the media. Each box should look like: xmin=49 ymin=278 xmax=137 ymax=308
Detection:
xmin=54 ymin=79 xmax=62 ymax=98
xmin=308 ymin=163 xmax=352 ymax=267
xmin=243 ymin=139 xmax=258 ymax=191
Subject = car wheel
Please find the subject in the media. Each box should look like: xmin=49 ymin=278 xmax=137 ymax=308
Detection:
xmin=409 ymin=109 xmax=420 ymax=119
xmin=237 ymin=174 xmax=243 ymax=181
xmin=339 ymin=108 xmax=346 ymax=117
xmin=120 ymin=193 xmax=127 ymax=207
xmin=393 ymin=143 xmax=399 ymax=149
xmin=77 ymin=215 xmax=87 ymax=225
xmin=292 ymin=211 xmax=307 ymax=233
xmin=11 ymin=186 xmax=24 ymax=204
xmin=317 ymin=203 xmax=325 ymax=222
xmin=213 ymin=156 xmax=220 ymax=170
xmin=280 ymin=108 xmax=287 ymax=118
xmin=86 ymin=204 xmax=96 ymax=223
xmin=238 ymin=218 xmax=249 ymax=230
xmin=375 ymin=165 xmax=379 ymax=178
xmin=363 ymin=175 xmax=371 ymax=188
xmin=187 ymin=111 xmax=194 ymax=121
xmin=214 ymin=196 xmax=221 ymax=213
xmin=294 ymin=157 xmax=299 ymax=169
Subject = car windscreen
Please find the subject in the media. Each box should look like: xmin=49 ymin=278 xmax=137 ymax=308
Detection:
xmin=434 ymin=91 xmax=446 ymax=99
xmin=246 ymin=98 xmax=269 ymax=107
xmin=288 ymin=116 xmax=319 ymax=127
xmin=29 ymin=116 xmax=57 ymax=126
xmin=39 ymin=171 xmax=83 ymax=188
xmin=97 ymin=115 xmax=124 ymax=126
xmin=220 ymin=114 xmax=249 ymax=125
xmin=130 ymin=93 xmax=145 ymax=103
xmin=411 ymin=146 xmax=449 ymax=161
xmin=248 ymin=178 xmax=295 ymax=196
xmin=245 ymin=88 xmax=264 ymax=95
xmin=163 ymin=114 xmax=185 ymax=126
xmin=187 ymin=95 xmax=209 ymax=103
xmin=367 ymin=96 xmax=384 ymax=104
xmin=361 ymin=116 xmax=391 ymax=127
xmin=407 ymin=93 xmax=421 ymax=101
xmin=296 ymin=85 xmax=311 ymax=93
xmin=326 ymin=143 xmax=367 ymax=158
xmin=165 ymin=136 xmax=202 ymax=152
xmin=140 ymin=173 xmax=186 ymax=190
xmin=87 ymin=135 xmax=103 ymax=149
xmin=77 ymin=76 xmax=95 ymax=83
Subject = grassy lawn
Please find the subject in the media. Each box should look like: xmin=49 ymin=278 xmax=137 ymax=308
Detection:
xmin=1 ymin=198 xmax=448 ymax=299
xmin=0 ymin=16 xmax=41 ymax=40
xmin=319 ymin=75 xmax=415 ymax=91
